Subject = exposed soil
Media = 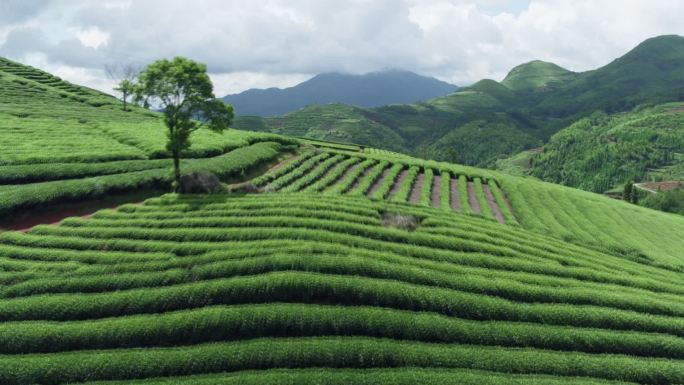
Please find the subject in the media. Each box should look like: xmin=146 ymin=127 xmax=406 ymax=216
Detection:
xmin=482 ymin=184 xmax=505 ymax=223
xmin=367 ymin=167 xmax=391 ymax=197
xmin=268 ymin=153 xmax=299 ymax=174
xmin=0 ymin=189 xmax=165 ymax=232
xmin=635 ymin=181 xmax=683 ymax=193
xmin=527 ymin=147 xmax=544 ymax=154
xmin=666 ymin=104 xmax=684 ymax=114
xmin=388 ymin=170 xmax=408 ymax=200
xmin=325 ymin=164 xmax=358 ymax=192
xmin=449 ymin=178 xmax=460 ymax=212
xmin=431 ymin=175 xmax=441 ymax=208
xmin=409 ymin=173 xmax=424 ymax=204
xmin=467 ymin=182 xmax=481 ymax=214
xmin=350 ymin=165 xmax=376 ymax=191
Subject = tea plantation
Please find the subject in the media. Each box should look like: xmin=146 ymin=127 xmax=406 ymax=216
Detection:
xmin=2 ymin=57 xmax=684 ymax=384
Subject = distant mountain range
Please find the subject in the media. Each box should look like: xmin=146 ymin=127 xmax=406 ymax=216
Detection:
xmin=235 ymin=35 xmax=684 ymax=172
xmin=223 ymin=70 xmax=457 ymax=116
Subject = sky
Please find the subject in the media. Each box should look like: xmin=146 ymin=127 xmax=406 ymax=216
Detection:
xmin=1 ymin=0 xmax=684 ymax=96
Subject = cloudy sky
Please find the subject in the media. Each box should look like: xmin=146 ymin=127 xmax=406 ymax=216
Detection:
xmin=2 ymin=0 xmax=684 ymax=96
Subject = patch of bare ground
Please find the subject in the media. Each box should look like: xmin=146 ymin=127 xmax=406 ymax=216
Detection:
xmin=467 ymin=182 xmax=481 ymax=214
xmin=381 ymin=211 xmax=421 ymax=231
xmin=449 ymin=178 xmax=461 ymax=212
xmin=409 ymin=173 xmax=424 ymax=204
xmin=350 ymin=165 xmax=376 ymax=191
xmin=367 ymin=167 xmax=391 ymax=197
xmin=636 ymin=181 xmax=683 ymax=193
xmin=431 ymin=175 xmax=441 ymax=208
xmin=388 ymin=170 xmax=408 ymax=200
xmin=666 ymin=104 xmax=684 ymax=114
xmin=483 ymin=184 xmax=505 ymax=223
xmin=268 ymin=153 xmax=299 ymax=173
xmin=1 ymin=190 xmax=163 ymax=232
xmin=324 ymin=164 xmax=358 ymax=192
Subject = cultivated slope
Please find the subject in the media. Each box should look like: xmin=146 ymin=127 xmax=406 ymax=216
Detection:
xmin=0 ymin=56 xmax=296 ymax=219
xmin=1 ymin=191 xmax=684 ymax=384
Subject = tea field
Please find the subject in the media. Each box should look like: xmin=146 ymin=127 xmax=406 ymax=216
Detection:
xmin=2 ymin=56 xmax=684 ymax=384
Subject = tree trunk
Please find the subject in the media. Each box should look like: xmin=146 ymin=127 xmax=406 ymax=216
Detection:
xmin=122 ymin=91 xmax=128 ymax=111
xmin=172 ymin=151 xmax=181 ymax=193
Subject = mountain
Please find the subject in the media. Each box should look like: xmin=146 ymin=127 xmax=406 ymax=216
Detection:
xmin=223 ymin=69 xmax=457 ymax=116
xmin=236 ymin=35 xmax=684 ymax=167
xmin=501 ymin=60 xmax=577 ymax=91
xmin=523 ymin=102 xmax=684 ymax=193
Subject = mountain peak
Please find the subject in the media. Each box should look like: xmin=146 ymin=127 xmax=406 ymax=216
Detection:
xmin=502 ymin=60 xmax=575 ymax=91
xmin=224 ymin=70 xmax=457 ymax=116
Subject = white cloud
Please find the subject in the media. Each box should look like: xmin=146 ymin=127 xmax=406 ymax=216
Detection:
xmin=1 ymin=0 xmax=684 ymax=95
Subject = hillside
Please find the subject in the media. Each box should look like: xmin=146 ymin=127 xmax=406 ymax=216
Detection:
xmin=501 ymin=60 xmax=577 ymax=91
xmin=528 ymin=102 xmax=684 ymax=193
xmin=224 ymin=70 xmax=457 ymax=116
xmin=0 ymin=56 xmax=296 ymax=220
xmin=2 ymin=55 xmax=684 ymax=383
xmin=2 ymin=143 xmax=684 ymax=383
xmin=236 ymin=35 xmax=684 ymax=167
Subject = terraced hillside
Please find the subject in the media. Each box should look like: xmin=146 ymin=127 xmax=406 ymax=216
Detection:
xmin=0 ymin=57 xmax=296 ymax=219
xmin=0 ymin=193 xmax=683 ymax=384
xmin=3 ymin=56 xmax=684 ymax=384
xmin=254 ymin=148 xmax=515 ymax=224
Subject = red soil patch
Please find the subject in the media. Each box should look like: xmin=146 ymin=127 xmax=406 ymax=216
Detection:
xmin=0 ymin=190 xmax=163 ymax=232
xmin=409 ymin=173 xmax=424 ymax=204
xmin=367 ymin=167 xmax=391 ymax=197
xmin=431 ymin=175 xmax=441 ymax=208
xmin=483 ymin=184 xmax=505 ymax=224
xmin=388 ymin=170 xmax=408 ymax=200
xmin=268 ymin=154 xmax=300 ymax=173
xmin=666 ymin=104 xmax=684 ymax=114
xmin=636 ymin=181 xmax=683 ymax=193
xmin=449 ymin=178 xmax=461 ymax=212
xmin=467 ymin=182 xmax=481 ymax=215
xmin=350 ymin=165 xmax=376 ymax=191
xmin=325 ymin=164 xmax=358 ymax=192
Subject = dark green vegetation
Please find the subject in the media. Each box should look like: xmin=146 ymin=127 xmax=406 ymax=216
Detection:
xmin=0 ymin=57 xmax=295 ymax=218
xmin=529 ymin=103 xmax=684 ymax=193
xmin=223 ymin=69 xmax=457 ymax=116
xmin=639 ymin=188 xmax=684 ymax=215
xmin=235 ymin=35 xmax=684 ymax=167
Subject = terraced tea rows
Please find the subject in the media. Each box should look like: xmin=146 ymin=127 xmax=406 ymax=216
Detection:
xmin=255 ymin=149 xmax=515 ymax=224
xmin=0 ymin=193 xmax=683 ymax=384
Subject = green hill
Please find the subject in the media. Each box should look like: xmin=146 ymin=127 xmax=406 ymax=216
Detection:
xmin=528 ymin=102 xmax=684 ymax=193
xmin=2 ymin=55 xmax=684 ymax=383
xmin=501 ymin=60 xmax=576 ymax=91
xmin=236 ymin=35 xmax=684 ymax=167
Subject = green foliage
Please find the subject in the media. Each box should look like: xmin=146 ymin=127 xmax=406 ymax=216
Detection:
xmin=134 ymin=57 xmax=234 ymax=192
xmin=530 ymin=104 xmax=684 ymax=193
xmin=639 ymin=188 xmax=684 ymax=215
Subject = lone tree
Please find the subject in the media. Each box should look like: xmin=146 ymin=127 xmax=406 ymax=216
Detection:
xmin=105 ymin=63 xmax=139 ymax=111
xmin=133 ymin=57 xmax=234 ymax=192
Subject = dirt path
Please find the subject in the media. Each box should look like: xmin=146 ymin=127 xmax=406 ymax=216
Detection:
xmin=431 ymin=175 xmax=441 ymax=208
xmin=409 ymin=173 xmax=424 ymax=204
xmin=350 ymin=165 xmax=376 ymax=191
xmin=268 ymin=153 xmax=299 ymax=174
xmin=388 ymin=170 xmax=408 ymax=200
xmin=1 ymin=190 xmax=163 ymax=232
xmin=325 ymin=163 xmax=358 ymax=192
xmin=467 ymin=182 xmax=481 ymax=214
xmin=449 ymin=178 xmax=460 ymax=212
xmin=367 ymin=167 xmax=391 ymax=197
xmin=483 ymin=184 xmax=505 ymax=223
